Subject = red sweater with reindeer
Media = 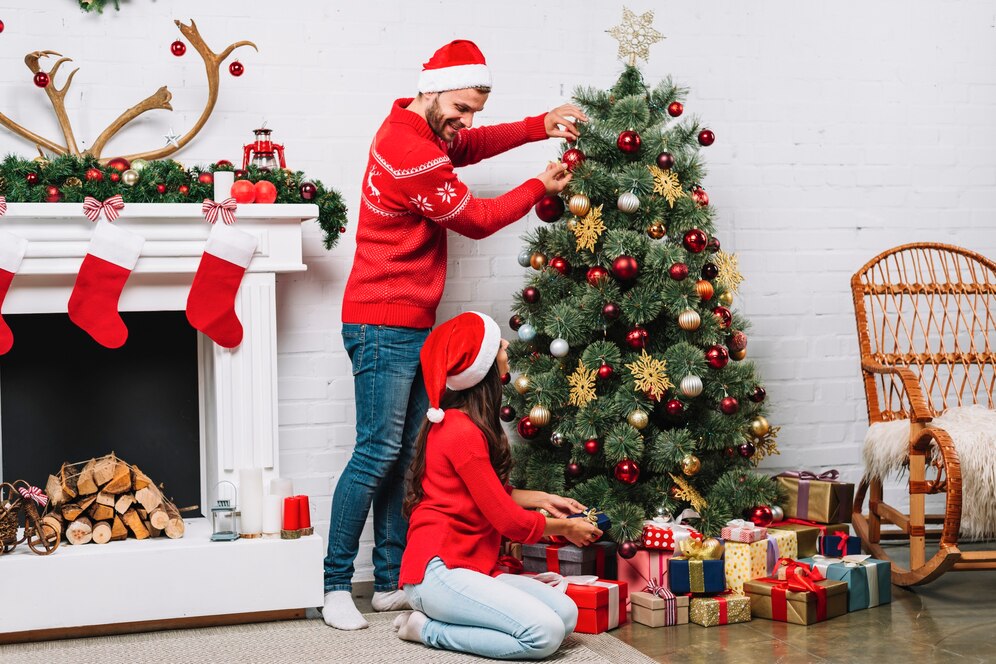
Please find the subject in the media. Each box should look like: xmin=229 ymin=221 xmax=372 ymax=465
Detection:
xmin=342 ymin=98 xmax=549 ymax=328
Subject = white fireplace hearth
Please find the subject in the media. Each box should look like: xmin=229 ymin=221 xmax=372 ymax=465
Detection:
xmin=0 ymin=203 xmax=323 ymax=640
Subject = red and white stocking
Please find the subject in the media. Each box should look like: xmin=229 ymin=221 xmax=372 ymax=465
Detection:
xmin=186 ymin=222 xmax=258 ymax=348
xmin=0 ymin=230 xmax=29 ymax=355
xmin=68 ymin=219 xmax=145 ymax=349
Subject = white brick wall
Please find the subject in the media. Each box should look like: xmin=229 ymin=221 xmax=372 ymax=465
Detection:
xmin=3 ymin=1 xmax=994 ymax=581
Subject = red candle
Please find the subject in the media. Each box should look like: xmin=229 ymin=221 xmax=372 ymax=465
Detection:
xmin=296 ymin=495 xmax=311 ymax=529
xmin=282 ymin=496 xmax=300 ymax=531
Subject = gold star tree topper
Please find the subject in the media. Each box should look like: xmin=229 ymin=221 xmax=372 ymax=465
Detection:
xmin=568 ymin=361 xmax=598 ymax=408
xmin=626 ymin=349 xmax=674 ymax=400
xmin=573 ymin=204 xmax=606 ymax=252
xmin=607 ymin=7 xmax=664 ymax=66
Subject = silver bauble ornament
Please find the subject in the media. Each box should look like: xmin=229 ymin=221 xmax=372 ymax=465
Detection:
xmin=518 ymin=250 xmax=532 ymax=267
xmin=550 ymin=431 xmax=566 ymax=447
xmin=550 ymin=338 xmax=570 ymax=357
xmin=121 ymin=169 xmax=140 ymax=187
xmin=771 ymin=505 xmax=785 ymax=522
xmin=680 ymin=375 xmax=704 ymax=398
xmin=517 ymin=323 xmax=537 ymax=342
xmin=617 ymin=191 xmax=640 ymax=214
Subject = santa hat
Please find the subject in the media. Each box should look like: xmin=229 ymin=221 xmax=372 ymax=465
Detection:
xmin=418 ymin=40 xmax=492 ymax=94
xmin=420 ymin=311 xmax=502 ymax=423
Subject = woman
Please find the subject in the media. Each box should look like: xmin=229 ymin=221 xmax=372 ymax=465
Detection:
xmin=394 ymin=311 xmax=602 ymax=660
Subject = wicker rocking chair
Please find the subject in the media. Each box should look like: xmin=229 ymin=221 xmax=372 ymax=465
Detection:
xmin=851 ymin=242 xmax=996 ymax=586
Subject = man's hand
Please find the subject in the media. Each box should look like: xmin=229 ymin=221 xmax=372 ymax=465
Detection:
xmin=536 ymin=161 xmax=572 ymax=195
xmin=538 ymin=493 xmax=586 ymax=518
xmin=544 ymin=103 xmax=588 ymax=141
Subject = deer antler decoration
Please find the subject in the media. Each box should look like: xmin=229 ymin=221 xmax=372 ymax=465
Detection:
xmin=0 ymin=19 xmax=257 ymax=163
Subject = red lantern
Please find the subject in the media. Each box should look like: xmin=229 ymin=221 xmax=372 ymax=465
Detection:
xmin=614 ymin=458 xmax=640 ymax=484
xmin=242 ymin=127 xmax=287 ymax=171
xmin=535 ymin=194 xmax=565 ymax=222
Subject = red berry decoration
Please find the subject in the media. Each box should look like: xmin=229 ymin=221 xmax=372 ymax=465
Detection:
xmin=612 ymin=255 xmax=639 ymax=281
xmin=667 ymin=101 xmax=683 ymax=117
xmin=746 ymin=505 xmax=773 ymax=528
xmin=701 ymin=262 xmax=719 ymax=280
xmin=84 ymin=168 xmax=103 ymax=182
xmin=45 ymin=185 xmax=61 ymax=203
xmin=522 ymin=286 xmax=540 ymax=304
xmin=601 ymin=302 xmax=621 ymax=320
xmin=339 ymin=226 xmax=347 ymax=234
xmin=656 ymin=151 xmax=675 ymax=170
xmin=583 ymin=439 xmax=601 ymax=455
xmin=683 ymin=229 xmax=708 ymax=253
xmin=720 ymin=396 xmax=740 ymax=415
xmin=707 ymin=236 xmax=721 ymax=253
xmin=597 ymin=363 xmax=614 ymax=380
xmin=33 ymin=72 xmax=50 ymax=88
xmin=618 ymin=541 xmax=640 ymax=559
xmin=625 ymin=326 xmax=648 ymax=350
xmin=499 ymin=405 xmax=516 ymax=422
xmin=724 ymin=447 xmax=737 ymax=458
xmin=106 ymin=157 xmax=131 ymax=173
xmin=500 ymin=372 xmax=511 ymax=385
xmin=254 ymin=180 xmax=278 ymax=204
xmin=614 ymin=458 xmax=640 ymax=485
xmin=728 ymin=330 xmax=748 ymax=352
xmin=178 ymin=183 xmax=189 ymax=195
xmin=234 ymin=169 xmax=248 ymax=179
xmin=509 ymin=314 xmax=524 ymax=331
xmin=197 ymin=172 xmax=214 ymax=185
xmin=750 ymin=385 xmax=767 ymax=403
xmin=561 ymin=147 xmax=586 ymax=172
xmin=170 ymin=40 xmax=186 ymax=56
xmin=665 ymin=399 xmax=684 ymax=416
xmin=109 ymin=171 xmax=121 ymax=183
xmin=616 ymin=130 xmax=642 ymax=154
xmin=229 ymin=61 xmax=245 ymax=77
xmin=698 ymin=129 xmax=716 ymax=146
xmin=25 ymin=172 xmax=39 ymax=185
xmin=534 ymin=195 xmax=565 ymax=223
xmin=705 ymin=344 xmax=730 ymax=369
xmin=550 ymin=256 xmax=569 ymax=275
xmin=713 ymin=306 xmax=733 ymax=329
xmin=566 ymin=462 xmax=582 ymax=478
xmin=668 ymin=263 xmax=689 ymax=281
xmin=231 ymin=179 xmax=256 ymax=204
xmin=586 ymin=266 xmax=609 ymax=286
xmin=299 ymin=182 xmax=318 ymax=201
xmin=156 ymin=183 xmax=167 ymax=194
xmin=691 ymin=186 xmax=709 ymax=207
xmin=517 ymin=416 xmax=540 ymax=439
xmin=739 ymin=442 xmax=756 ymax=459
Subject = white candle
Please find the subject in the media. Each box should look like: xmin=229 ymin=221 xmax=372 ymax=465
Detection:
xmin=269 ymin=477 xmax=294 ymax=498
xmin=262 ymin=495 xmax=283 ymax=536
xmin=213 ymin=170 xmax=235 ymax=202
xmin=238 ymin=468 xmax=263 ymax=536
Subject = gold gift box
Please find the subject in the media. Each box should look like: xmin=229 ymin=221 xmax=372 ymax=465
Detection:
xmin=744 ymin=578 xmax=848 ymax=625
xmin=630 ymin=591 xmax=689 ymax=627
xmin=769 ymin=523 xmax=848 ymax=558
xmin=725 ymin=540 xmax=768 ymax=593
xmin=776 ymin=475 xmax=854 ymax=524
xmin=688 ymin=595 xmax=751 ymax=627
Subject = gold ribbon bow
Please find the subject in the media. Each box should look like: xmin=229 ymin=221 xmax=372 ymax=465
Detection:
xmin=676 ymin=536 xmax=725 ymax=560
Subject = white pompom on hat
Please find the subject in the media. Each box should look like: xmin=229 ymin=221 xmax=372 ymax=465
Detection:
xmin=420 ymin=311 xmax=502 ymax=423
xmin=418 ymin=39 xmax=492 ymax=94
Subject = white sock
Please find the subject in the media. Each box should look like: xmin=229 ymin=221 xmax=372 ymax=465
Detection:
xmin=372 ymin=589 xmax=411 ymax=612
xmin=397 ymin=610 xmax=428 ymax=642
xmin=393 ymin=612 xmax=411 ymax=632
xmin=322 ymin=591 xmax=369 ymax=630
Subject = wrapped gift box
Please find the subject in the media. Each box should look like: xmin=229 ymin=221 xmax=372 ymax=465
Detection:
xmin=725 ymin=539 xmax=769 ymax=593
xmin=567 ymin=508 xmax=611 ymax=532
xmin=616 ymin=548 xmax=671 ymax=608
xmin=631 ymin=589 xmax=689 ymax=627
xmin=500 ymin=540 xmax=522 ymax=560
xmin=776 ymin=470 xmax=855 ymax=524
xmin=744 ymin=576 xmax=848 ymax=624
xmin=689 ymin=595 xmax=751 ymax=627
xmin=668 ymin=558 xmax=726 ymax=594
xmin=800 ymin=555 xmax=892 ymax=611
xmin=641 ymin=518 xmax=701 ymax=552
xmin=769 ymin=522 xmax=848 ymax=558
xmin=767 ymin=529 xmax=798 ymax=561
xmin=721 ymin=519 xmax=768 ymax=543
xmin=566 ymin=578 xmax=628 ymax=634
xmin=818 ymin=532 xmax=862 ymax=557
xmin=522 ymin=541 xmax=617 ymax=578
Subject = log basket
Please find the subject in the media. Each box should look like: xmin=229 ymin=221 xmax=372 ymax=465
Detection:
xmin=0 ymin=481 xmax=60 ymax=556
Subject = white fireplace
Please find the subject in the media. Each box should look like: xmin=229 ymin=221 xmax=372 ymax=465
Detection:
xmin=0 ymin=203 xmax=323 ymax=640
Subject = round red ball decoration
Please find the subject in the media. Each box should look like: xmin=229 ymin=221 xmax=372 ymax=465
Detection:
xmin=698 ymin=129 xmax=716 ymax=146
xmin=583 ymin=439 xmax=601 ymax=455
xmin=177 ymin=184 xmax=189 ymax=195
xmin=499 ymin=405 xmax=516 ymax=422
xmin=625 ymin=326 xmax=648 ymax=350
xmin=33 ymin=72 xmax=50 ymax=88
xmin=535 ymin=195 xmax=565 ymax=223
xmin=231 ymin=179 xmax=256 ymax=204
xmin=691 ymin=186 xmax=709 ymax=207
xmin=156 ymin=183 xmax=167 ymax=194
xmin=45 ymin=185 xmax=61 ymax=203
xmin=561 ymin=147 xmax=586 ymax=172
xmin=215 ymin=159 xmax=233 ymax=169
xmin=0 ymin=20 xmax=5 ymax=33
xmin=701 ymin=262 xmax=719 ymax=280
xmin=707 ymin=236 xmax=721 ymax=253
xmin=550 ymin=256 xmax=569 ymax=275
xmin=746 ymin=505 xmax=773 ymax=528
xmin=234 ymin=169 xmax=248 ymax=180
xmin=299 ymin=182 xmax=318 ymax=201
xmin=339 ymin=226 xmax=347 ymax=234
xmin=614 ymin=458 xmax=640 ymax=485
xmin=667 ymin=101 xmax=683 ymax=117
xmin=728 ymin=330 xmax=748 ymax=352
xmin=500 ymin=372 xmax=511 ymax=385
xmin=720 ymin=396 xmax=740 ymax=415
xmin=522 ymin=286 xmax=540 ymax=304
xmin=25 ymin=172 xmax=39 ymax=185
xmin=665 ymin=399 xmax=684 ymax=416
xmin=254 ymin=180 xmax=278 ymax=204
xmin=597 ymin=363 xmax=614 ymax=380
xmin=705 ymin=344 xmax=730 ymax=369
xmin=738 ymin=442 xmax=756 ymax=459
xmin=109 ymin=172 xmax=121 ymax=183
xmin=668 ymin=263 xmax=689 ymax=281
xmin=683 ymin=229 xmax=708 ymax=253
xmin=601 ymin=302 xmax=621 ymax=320
xmin=618 ymin=541 xmax=640 ymax=559
xmin=229 ymin=61 xmax=245 ymax=77
xmin=750 ymin=385 xmax=767 ymax=403
xmin=517 ymin=417 xmax=540 ymax=439
xmin=712 ymin=306 xmax=733 ymax=329
xmin=170 ymin=40 xmax=186 ymax=56
xmin=656 ymin=151 xmax=675 ymax=170
xmin=566 ymin=462 xmax=582 ymax=478
xmin=616 ymin=130 xmax=642 ymax=154
xmin=586 ymin=266 xmax=609 ymax=286
xmin=106 ymin=157 xmax=131 ymax=173
xmin=197 ymin=172 xmax=214 ymax=185
xmin=84 ymin=168 xmax=103 ymax=182
xmin=509 ymin=314 xmax=524 ymax=331
xmin=612 ymin=255 xmax=639 ymax=281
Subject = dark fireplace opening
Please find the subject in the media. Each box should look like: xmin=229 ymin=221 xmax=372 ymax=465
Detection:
xmin=1 ymin=312 xmax=202 ymax=515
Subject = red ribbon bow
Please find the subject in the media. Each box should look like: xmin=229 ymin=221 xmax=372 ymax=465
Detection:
xmin=495 ymin=555 xmax=523 ymax=574
xmin=835 ymin=532 xmax=850 ymax=555
xmin=0 ymin=195 xmax=6 ymax=216
xmin=644 ymin=579 xmax=674 ymax=599
xmin=17 ymin=485 xmax=48 ymax=508
xmin=82 ymin=194 xmax=125 ymax=223
xmin=201 ymin=198 xmax=238 ymax=225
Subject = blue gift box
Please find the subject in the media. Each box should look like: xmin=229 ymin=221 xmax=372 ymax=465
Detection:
xmin=819 ymin=533 xmax=862 ymax=556
xmin=667 ymin=558 xmax=726 ymax=594
xmin=800 ymin=555 xmax=891 ymax=611
xmin=568 ymin=508 xmax=611 ymax=532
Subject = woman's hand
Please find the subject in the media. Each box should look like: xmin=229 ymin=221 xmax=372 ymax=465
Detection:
xmin=563 ymin=518 xmax=602 ymax=548
xmin=537 ymin=494 xmax=586 ymax=518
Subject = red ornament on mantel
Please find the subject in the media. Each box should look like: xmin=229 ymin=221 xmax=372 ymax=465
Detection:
xmin=197 ymin=172 xmax=214 ymax=185
xmin=85 ymin=168 xmax=103 ymax=182
xmin=107 ymin=157 xmax=131 ymax=173
xmin=156 ymin=183 xmax=167 ymax=194
xmin=0 ymin=20 xmax=5 ymax=34
xmin=614 ymin=458 xmax=640 ymax=485
xmin=170 ymin=40 xmax=186 ymax=56
xmin=254 ymin=180 xmax=278 ymax=204
xmin=299 ymin=182 xmax=317 ymax=201
xmin=25 ymin=172 xmax=39 ymax=186
xmin=45 ymin=185 xmax=61 ymax=203
xmin=231 ymin=179 xmax=256 ymax=204
xmin=178 ymin=184 xmax=189 ymax=195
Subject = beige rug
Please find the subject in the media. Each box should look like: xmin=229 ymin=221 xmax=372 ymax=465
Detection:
xmin=0 ymin=613 xmax=655 ymax=664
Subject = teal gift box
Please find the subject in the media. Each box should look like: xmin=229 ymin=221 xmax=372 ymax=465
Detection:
xmin=799 ymin=555 xmax=891 ymax=611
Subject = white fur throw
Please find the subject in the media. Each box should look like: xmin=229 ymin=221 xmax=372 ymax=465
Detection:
xmin=863 ymin=405 xmax=996 ymax=540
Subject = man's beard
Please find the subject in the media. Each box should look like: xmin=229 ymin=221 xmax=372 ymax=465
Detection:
xmin=426 ymin=97 xmax=456 ymax=140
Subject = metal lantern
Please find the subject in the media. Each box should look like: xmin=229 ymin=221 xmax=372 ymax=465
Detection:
xmin=242 ymin=126 xmax=287 ymax=171
xmin=210 ymin=481 xmax=240 ymax=542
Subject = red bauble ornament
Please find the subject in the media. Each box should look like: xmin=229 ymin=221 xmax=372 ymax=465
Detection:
xmin=683 ymin=229 xmax=708 ymax=253
xmin=231 ymin=179 xmax=256 ymax=204
xmin=561 ymin=148 xmax=586 ymax=172
xmin=84 ymin=168 xmax=103 ymax=182
xmin=215 ymin=159 xmax=233 ymax=169
xmin=33 ymin=72 xmax=50 ymax=88
xmin=656 ymin=151 xmax=675 ymax=170
xmin=586 ymin=266 xmax=609 ymax=286
xmin=509 ymin=314 xmax=524 ymax=331
xmin=106 ymin=157 xmax=131 ymax=173
xmin=254 ymin=180 xmax=278 ymax=204
xmin=566 ymin=462 xmax=582 ymax=478
xmin=156 ymin=183 xmax=167 ymax=194
xmin=535 ymin=195 xmax=565 ymax=223
xmin=724 ymin=447 xmax=736 ymax=458
xmin=728 ymin=330 xmax=748 ymax=352
xmin=616 ymin=130 xmax=642 ymax=154
xmin=625 ymin=326 xmax=648 ymax=350
xmin=0 ymin=20 xmax=5 ymax=33
xmin=45 ymin=185 xmax=61 ymax=203
xmin=25 ymin=172 xmax=39 ymax=185
xmin=299 ymin=182 xmax=317 ymax=201
xmin=705 ymin=344 xmax=730 ymax=369
xmin=720 ymin=396 xmax=740 ymax=415
xmin=712 ymin=306 xmax=733 ymax=329
xmin=614 ymin=458 xmax=640 ymax=485
xmin=612 ymin=255 xmax=639 ymax=281
xmin=750 ymin=385 xmax=767 ymax=403
xmin=698 ymin=129 xmax=716 ymax=146
xmin=229 ymin=61 xmax=245 ymax=77
xmin=517 ymin=416 xmax=540 ymax=439
xmin=668 ymin=263 xmax=689 ymax=281
xmin=234 ymin=169 xmax=248 ymax=180
xmin=339 ymin=226 xmax=347 ymax=234
xmin=177 ymin=183 xmax=189 ymax=195
xmin=583 ymin=439 xmax=601 ymax=455
xmin=601 ymin=302 xmax=621 ymax=320
xmin=170 ymin=40 xmax=186 ymax=56
xmin=667 ymin=101 xmax=683 ymax=117
xmin=701 ymin=262 xmax=719 ymax=280
xmin=522 ymin=286 xmax=540 ymax=304
xmin=739 ymin=442 xmax=756 ymax=458
xmin=618 ymin=541 xmax=640 ymax=559
xmin=691 ymin=186 xmax=709 ymax=207
xmin=597 ymin=363 xmax=614 ymax=380
xmin=499 ymin=405 xmax=516 ymax=422
xmin=500 ymin=372 xmax=511 ymax=385
xmin=109 ymin=172 xmax=121 ymax=183
xmin=746 ymin=505 xmax=773 ymax=528
xmin=665 ymin=399 xmax=684 ymax=416
xmin=197 ymin=172 xmax=214 ymax=185
xmin=707 ymin=236 xmax=721 ymax=253
xmin=550 ymin=256 xmax=569 ymax=275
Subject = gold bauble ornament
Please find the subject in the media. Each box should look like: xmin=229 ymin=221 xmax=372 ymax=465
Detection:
xmin=513 ymin=375 xmax=531 ymax=395
xmin=529 ymin=404 xmax=551 ymax=427
xmin=678 ymin=309 xmax=701 ymax=331
xmin=64 ymin=176 xmax=83 ymax=188
xmin=530 ymin=252 xmax=547 ymax=270
xmin=647 ymin=222 xmax=666 ymax=239
xmin=32 ymin=156 xmax=50 ymax=168
xmin=130 ymin=158 xmax=150 ymax=171
xmin=750 ymin=416 xmax=770 ymax=436
xmin=730 ymin=348 xmax=747 ymax=361
xmin=718 ymin=291 xmax=734 ymax=306
xmin=121 ymin=169 xmax=140 ymax=187
xmin=627 ymin=409 xmax=649 ymax=430
xmin=568 ymin=193 xmax=591 ymax=217
xmin=681 ymin=453 xmax=702 ymax=476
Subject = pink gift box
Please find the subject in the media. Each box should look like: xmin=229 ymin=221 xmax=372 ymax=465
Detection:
xmin=721 ymin=519 xmax=768 ymax=543
xmin=616 ymin=548 xmax=673 ymax=609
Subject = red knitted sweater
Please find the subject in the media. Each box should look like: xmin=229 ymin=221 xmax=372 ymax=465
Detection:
xmin=399 ymin=410 xmax=546 ymax=585
xmin=342 ymin=98 xmax=549 ymax=328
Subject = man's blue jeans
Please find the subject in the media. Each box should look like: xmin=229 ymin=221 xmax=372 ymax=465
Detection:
xmin=324 ymin=323 xmax=429 ymax=592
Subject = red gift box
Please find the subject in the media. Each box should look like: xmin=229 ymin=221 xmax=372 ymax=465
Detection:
xmin=566 ymin=578 xmax=629 ymax=634
xmin=642 ymin=524 xmax=675 ymax=550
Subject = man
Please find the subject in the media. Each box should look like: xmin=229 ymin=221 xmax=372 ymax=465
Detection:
xmin=324 ymin=39 xmax=584 ymax=630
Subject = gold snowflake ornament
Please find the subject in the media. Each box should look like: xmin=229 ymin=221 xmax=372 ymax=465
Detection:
xmin=715 ymin=251 xmax=744 ymax=294
xmin=573 ymin=204 xmax=606 ymax=252
xmin=568 ymin=361 xmax=598 ymax=408
xmin=648 ymin=165 xmax=684 ymax=208
xmin=744 ymin=424 xmax=781 ymax=465
xmin=607 ymin=7 xmax=664 ymax=66
xmin=669 ymin=473 xmax=708 ymax=512
xmin=625 ymin=349 xmax=673 ymax=400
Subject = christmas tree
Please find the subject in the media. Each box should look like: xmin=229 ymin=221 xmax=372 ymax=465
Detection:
xmin=505 ymin=9 xmax=779 ymax=542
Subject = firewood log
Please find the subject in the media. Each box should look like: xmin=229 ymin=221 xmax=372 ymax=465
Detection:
xmin=148 ymin=524 xmax=162 ymax=538
xmin=78 ymin=494 xmax=97 ymax=512
xmin=96 ymin=491 xmax=115 ymax=507
xmin=149 ymin=507 xmax=170 ymax=530
xmin=91 ymin=521 xmax=112 ymax=544
xmin=61 ymin=503 xmax=83 ymax=521
xmin=93 ymin=454 xmax=117 ymax=485
xmin=102 ymin=461 xmax=133 ymax=494
xmin=89 ymin=502 xmax=114 ymax=522
xmin=60 ymin=464 xmax=78 ymax=501
xmin=66 ymin=516 xmax=93 ymax=545
xmin=76 ymin=459 xmax=98 ymax=495
xmin=122 ymin=508 xmax=150 ymax=540
xmin=114 ymin=493 xmax=135 ymax=515
xmin=45 ymin=474 xmax=65 ymax=507
xmin=132 ymin=466 xmax=153 ymax=491
xmin=163 ymin=502 xmax=185 ymax=539
xmin=111 ymin=514 xmax=128 ymax=541
xmin=135 ymin=485 xmax=162 ymax=512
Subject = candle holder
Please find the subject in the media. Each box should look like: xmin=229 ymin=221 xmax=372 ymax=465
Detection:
xmin=210 ymin=481 xmax=240 ymax=542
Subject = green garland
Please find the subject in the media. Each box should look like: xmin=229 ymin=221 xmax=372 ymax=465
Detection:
xmin=78 ymin=0 xmax=123 ymax=13
xmin=0 ymin=154 xmax=347 ymax=249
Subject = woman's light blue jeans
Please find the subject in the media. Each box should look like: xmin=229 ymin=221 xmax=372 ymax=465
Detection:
xmin=404 ymin=557 xmax=578 ymax=660
xmin=324 ymin=323 xmax=429 ymax=593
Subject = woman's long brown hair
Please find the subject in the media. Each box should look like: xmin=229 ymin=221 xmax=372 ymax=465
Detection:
xmin=403 ymin=362 xmax=510 ymax=519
